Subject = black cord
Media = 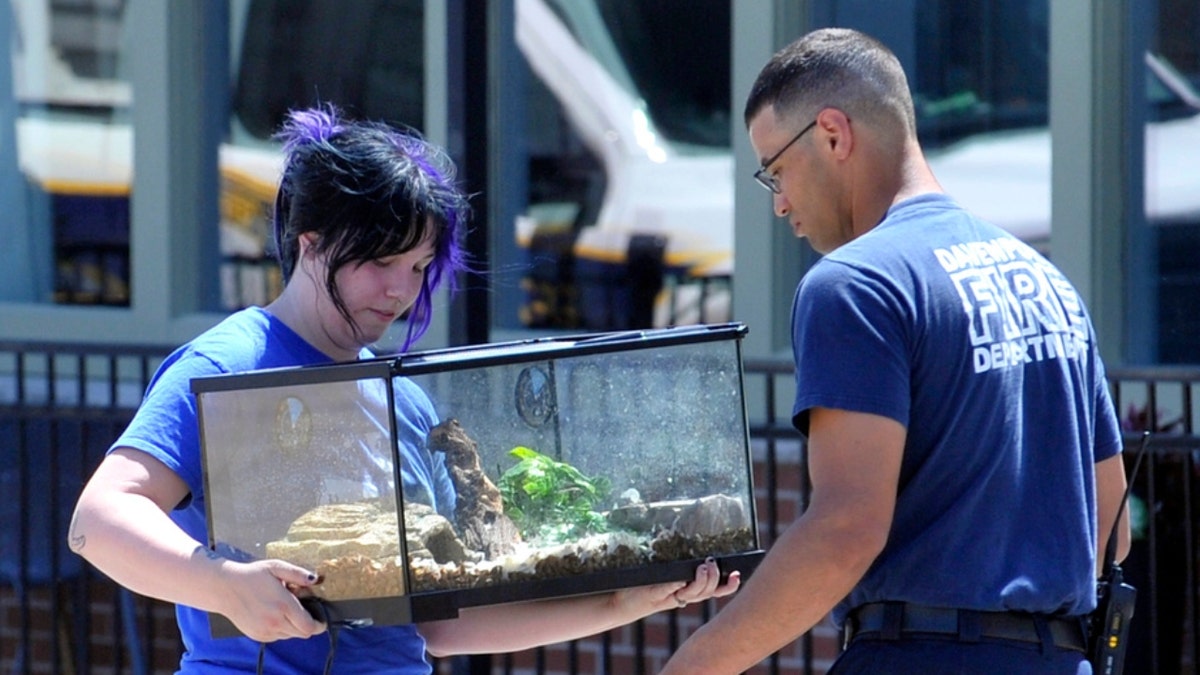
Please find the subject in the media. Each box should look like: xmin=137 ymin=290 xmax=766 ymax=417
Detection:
xmin=252 ymin=599 xmax=345 ymax=675
xmin=1102 ymin=431 xmax=1150 ymax=573
xmin=324 ymin=625 xmax=340 ymax=675
xmin=314 ymin=600 xmax=340 ymax=675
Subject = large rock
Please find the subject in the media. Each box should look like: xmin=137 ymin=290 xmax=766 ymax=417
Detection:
xmin=607 ymin=493 xmax=749 ymax=537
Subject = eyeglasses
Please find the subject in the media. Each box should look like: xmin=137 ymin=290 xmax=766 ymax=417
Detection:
xmin=752 ymin=120 xmax=817 ymax=194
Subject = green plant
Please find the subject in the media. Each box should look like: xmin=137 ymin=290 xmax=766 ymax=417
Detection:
xmin=498 ymin=446 xmax=612 ymax=543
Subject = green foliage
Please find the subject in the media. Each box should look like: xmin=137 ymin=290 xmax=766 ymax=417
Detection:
xmin=498 ymin=446 xmax=612 ymax=543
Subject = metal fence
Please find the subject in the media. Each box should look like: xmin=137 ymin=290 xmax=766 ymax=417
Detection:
xmin=2 ymin=340 xmax=1198 ymax=674
xmin=0 ymin=341 xmax=168 ymax=675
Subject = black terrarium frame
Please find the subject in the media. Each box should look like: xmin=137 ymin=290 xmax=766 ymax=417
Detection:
xmin=194 ymin=322 xmax=762 ymax=637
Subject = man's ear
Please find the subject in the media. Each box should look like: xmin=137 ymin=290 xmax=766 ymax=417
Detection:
xmin=817 ymin=108 xmax=854 ymax=159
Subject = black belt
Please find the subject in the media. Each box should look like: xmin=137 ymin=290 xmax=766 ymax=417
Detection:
xmin=844 ymin=602 xmax=1087 ymax=654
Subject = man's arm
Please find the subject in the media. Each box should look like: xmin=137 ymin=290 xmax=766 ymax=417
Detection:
xmin=659 ymin=407 xmax=906 ymax=674
xmin=1095 ymin=452 xmax=1131 ymax=575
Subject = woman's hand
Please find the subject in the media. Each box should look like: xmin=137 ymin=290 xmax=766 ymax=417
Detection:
xmin=213 ymin=557 xmax=328 ymax=643
xmin=614 ymin=557 xmax=742 ymax=615
xmin=422 ymin=556 xmax=743 ymax=656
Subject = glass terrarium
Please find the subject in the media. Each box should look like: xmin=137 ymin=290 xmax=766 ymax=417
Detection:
xmin=194 ymin=322 xmax=761 ymax=635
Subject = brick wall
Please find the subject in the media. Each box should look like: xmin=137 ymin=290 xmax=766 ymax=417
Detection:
xmin=1 ymin=579 xmax=180 ymax=674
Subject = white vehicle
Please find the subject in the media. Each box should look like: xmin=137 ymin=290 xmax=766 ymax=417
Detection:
xmin=512 ymin=1 xmax=1200 ymax=340
xmin=927 ymin=52 xmax=1200 ymax=247
xmin=513 ymin=0 xmax=733 ymax=329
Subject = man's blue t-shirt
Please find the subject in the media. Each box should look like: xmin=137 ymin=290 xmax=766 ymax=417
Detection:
xmin=112 ymin=307 xmax=455 ymax=674
xmin=790 ymin=194 xmax=1122 ymax=625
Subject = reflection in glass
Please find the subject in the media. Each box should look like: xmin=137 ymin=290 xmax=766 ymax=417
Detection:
xmin=1146 ymin=3 xmax=1200 ymax=363
xmin=0 ymin=1 xmax=428 ymax=317
xmin=3 ymin=0 xmax=132 ymax=305
xmin=907 ymin=1 xmax=1053 ymax=250
xmin=513 ymin=0 xmax=734 ymax=331
xmin=220 ymin=0 xmax=426 ymax=313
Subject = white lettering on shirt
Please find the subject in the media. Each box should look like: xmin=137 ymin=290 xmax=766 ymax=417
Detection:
xmin=934 ymin=237 xmax=1090 ymax=374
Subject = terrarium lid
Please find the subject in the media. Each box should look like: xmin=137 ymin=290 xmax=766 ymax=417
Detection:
xmin=190 ymin=322 xmax=748 ymax=392
xmin=394 ymin=322 xmax=748 ymax=376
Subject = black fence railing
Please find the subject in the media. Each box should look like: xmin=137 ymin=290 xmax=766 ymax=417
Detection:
xmin=1 ymin=341 xmax=170 ymax=675
xmin=1107 ymin=367 xmax=1200 ymax=675
xmin=2 ymin=340 xmax=1198 ymax=675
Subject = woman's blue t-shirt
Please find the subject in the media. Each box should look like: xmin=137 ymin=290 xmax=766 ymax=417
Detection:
xmin=112 ymin=307 xmax=455 ymax=674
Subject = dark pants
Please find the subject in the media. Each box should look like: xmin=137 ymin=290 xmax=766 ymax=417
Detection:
xmin=830 ymin=637 xmax=1091 ymax=675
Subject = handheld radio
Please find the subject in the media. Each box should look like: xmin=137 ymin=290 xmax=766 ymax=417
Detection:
xmin=1088 ymin=430 xmax=1149 ymax=675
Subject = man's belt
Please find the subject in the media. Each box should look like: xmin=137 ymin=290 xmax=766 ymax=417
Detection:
xmin=844 ymin=602 xmax=1087 ymax=653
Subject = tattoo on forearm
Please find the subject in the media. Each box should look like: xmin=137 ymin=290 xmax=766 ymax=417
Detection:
xmin=68 ymin=512 xmax=86 ymax=552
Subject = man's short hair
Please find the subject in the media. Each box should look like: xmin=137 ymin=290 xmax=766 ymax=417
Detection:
xmin=744 ymin=27 xmax=916 ymax=136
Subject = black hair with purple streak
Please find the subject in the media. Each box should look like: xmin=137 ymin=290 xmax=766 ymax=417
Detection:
xmin=271 ymin=104 xmax=470 ymax=350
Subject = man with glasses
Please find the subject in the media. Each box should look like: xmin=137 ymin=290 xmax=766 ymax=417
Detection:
xmin=662 ymin=27 xmax=1130 ymax=674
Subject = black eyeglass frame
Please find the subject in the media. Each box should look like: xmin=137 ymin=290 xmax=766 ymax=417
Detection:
xmin=752 ymin=119 xmax=817 ymax=194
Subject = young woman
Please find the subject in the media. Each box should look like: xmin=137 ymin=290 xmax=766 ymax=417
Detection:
xmin=70 ymin=105 xmax=739 ymax=674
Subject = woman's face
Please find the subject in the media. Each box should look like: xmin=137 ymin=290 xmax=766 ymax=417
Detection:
xmin=304 ymin=226 xmax=438 ymax=358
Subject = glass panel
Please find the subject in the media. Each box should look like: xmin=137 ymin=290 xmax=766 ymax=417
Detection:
xmin=2 ymin=0 xmax=132 ymax=305
xmin=1147 ymin=1 xmax=1200 ymax=363
xmin=405 ymin=336 xmax=755 ymax=595
xmin=501 ymin=0 xmax=1056 ymax=334
xmin=196 ymin=325 xmax=760 ymax=628
xmin=219 ymin=0 xmax=426 ymax=312
xmin=198 ymin=374 xmax=408 ymax=609
xmin=903 ymin=1 xmax=1053 ymax=252
xmin=508 ymin=0 xmax=734 ymax=332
